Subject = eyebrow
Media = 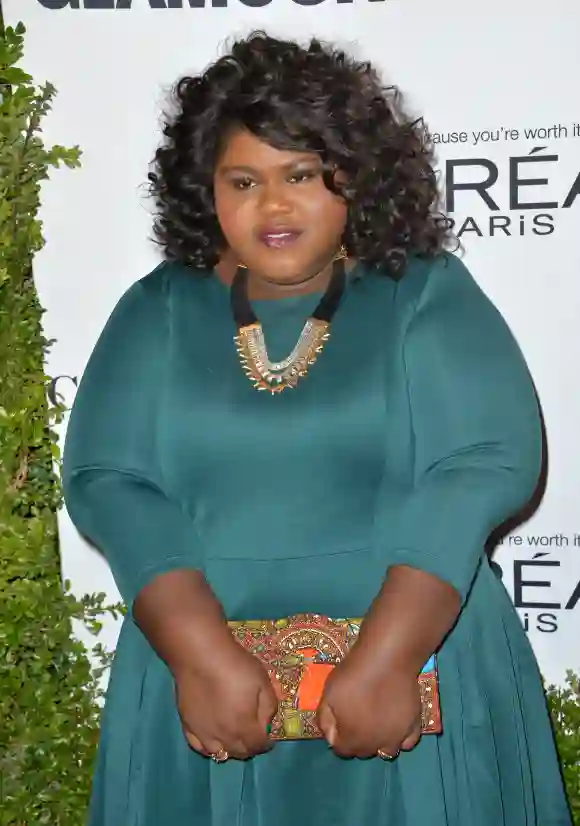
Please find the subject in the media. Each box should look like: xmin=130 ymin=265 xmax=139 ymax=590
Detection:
xmin=218 ymin=157 xmax=322 ymax=175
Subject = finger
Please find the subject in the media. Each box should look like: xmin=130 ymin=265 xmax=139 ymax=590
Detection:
xmin=326 ymin=728 xmax=348 ymax=757
xmin=332 ymin=733 xmax=377 ymax=760
xmin=202 ymin=730 xmax=250 ymax=761
xmin=223 ymin=738 xmax=252 ymax=761
xmin=328 ymin=722 xmax=368 ymax=759
xmin=184 ymin=730 xmax=209 ymax=755
xmin=256 ymin=686 xmax=277 ymax=743
xmin=320 ymin=706 xmax=371 ymax=758
xmin=201 ymin=736 xmax=227 ymax=757
xmin=233 ymin=707 xmax=271 ymax=757
xmin=319 ymin=706 xmax=370 ymax=758
xmin=316 ymin=700 xmax=337 ymax=746
xmin=375 ymin=731 xmax=408 ymax=759
xmin=238 ymin=725 xmax=270 ymax=758
xmin=400 ymin=720 xmax=421 ymax=752
xmin=258 ymin=680 xmax=279 ymax=717
xmin=236 ymin=715 xmax=272 ymax=756
xmin=331 ymin=735 xmax=359 ymax=758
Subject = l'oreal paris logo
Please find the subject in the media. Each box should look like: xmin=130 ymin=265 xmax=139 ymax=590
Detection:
xmin=442 ymin=147 xmax=580 ymax=239
xmin=38 ymin=0 xmax=389 ymax=8
xmin=492 ymin=550 xmax=580 ymax=635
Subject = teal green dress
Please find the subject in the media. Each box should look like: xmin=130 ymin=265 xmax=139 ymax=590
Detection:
xmin=62 ymin=252 xmax=571 ymax=826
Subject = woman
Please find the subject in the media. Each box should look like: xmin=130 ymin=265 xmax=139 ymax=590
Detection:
xmin=62 ymin=31 xmax=571 ymax=826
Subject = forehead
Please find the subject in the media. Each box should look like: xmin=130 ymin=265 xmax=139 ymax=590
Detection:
xmin=217 ymin=128 xmax=318 ymax=170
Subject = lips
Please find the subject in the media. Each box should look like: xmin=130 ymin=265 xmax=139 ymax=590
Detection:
xmin=258 ymin=229 xmax=303 ymax=249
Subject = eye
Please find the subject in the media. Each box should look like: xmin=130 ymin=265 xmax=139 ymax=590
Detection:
xmin=231 ymin=176 xmax=255 ymax=191
xmin=288 ymin=170 xmax=318 ymax=184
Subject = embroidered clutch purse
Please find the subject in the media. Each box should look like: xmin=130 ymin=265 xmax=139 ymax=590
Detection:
xmin=229 ymin=613 xmax=441 ymax=740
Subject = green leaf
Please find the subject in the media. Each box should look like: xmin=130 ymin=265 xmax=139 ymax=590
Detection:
xmin=0 ymin=67 xmax=33 ymax=86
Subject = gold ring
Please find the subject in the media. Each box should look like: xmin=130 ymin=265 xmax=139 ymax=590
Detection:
xmin=211 ymin=749 xmax=229 ymax=763
xmin=377 ymin=748 xmax=399 ymax=761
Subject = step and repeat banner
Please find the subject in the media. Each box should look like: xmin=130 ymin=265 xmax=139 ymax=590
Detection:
xmin=4 ymin=0 xmax=579 ymax=685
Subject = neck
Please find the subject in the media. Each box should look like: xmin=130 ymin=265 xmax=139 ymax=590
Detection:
xmin=248 ymin=267 xmax=333 ymax=301
xmin=216 ymin=258 xmax=353 ymax=301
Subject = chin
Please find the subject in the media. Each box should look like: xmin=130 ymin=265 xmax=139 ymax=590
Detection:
xmin=252 ymin=255 xmax=324 ymax=286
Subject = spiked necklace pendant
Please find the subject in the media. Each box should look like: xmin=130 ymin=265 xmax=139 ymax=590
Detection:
xmin=230 ymin=258 xmax=346 ymax=394
xmin=234 ymin=318 xmax=331 ymax=393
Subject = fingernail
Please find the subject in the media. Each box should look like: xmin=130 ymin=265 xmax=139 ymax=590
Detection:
xmin=266 ymin=723 xmax=272 ymax=735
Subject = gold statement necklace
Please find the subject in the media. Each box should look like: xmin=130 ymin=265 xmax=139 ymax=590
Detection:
xmin=231 ymin=257 xmax=347 ymax=394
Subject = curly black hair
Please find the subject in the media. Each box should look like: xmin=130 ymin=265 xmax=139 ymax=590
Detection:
xmin=148 ymin=31 xmax=454 ymax=278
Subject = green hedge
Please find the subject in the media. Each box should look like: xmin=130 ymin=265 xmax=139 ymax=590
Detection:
xmin=0 ymin=20 xmax=119 ymax=826
xmin=546 ymin=673 xmax=580 ymax=822
xmin=0 ymin=19 xmax=577 ymax=826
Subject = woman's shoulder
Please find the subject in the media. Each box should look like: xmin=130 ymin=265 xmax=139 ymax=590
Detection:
xmin=91 ymin=261 xmax=211 ymax=352
xmin=393 ymin=250 xmax=497 ymax=330
xmin=392 ymin=249 xmax=525 ymax=373
xmin=134 ymin=259 xmax=207 ymax=298
xmin=111 ymin=260 xmax=210 ymax=318
xmin=397 ymin=250 xmax=481 ymax=306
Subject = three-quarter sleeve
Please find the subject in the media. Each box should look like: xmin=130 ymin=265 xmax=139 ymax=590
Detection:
xmin=62 ymin=268 xmax=202 ymax=608
xmin=376 ymin=254 xmax=542 ymax=604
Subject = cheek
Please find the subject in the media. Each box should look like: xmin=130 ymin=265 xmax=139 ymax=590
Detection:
xmin=214 ymin=192 xmax=251 ymax=246
xmin=303 ymin=191 xmax=347 ymax=232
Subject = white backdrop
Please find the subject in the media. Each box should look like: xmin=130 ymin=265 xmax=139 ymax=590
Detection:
xmin=4 ymin=0 xmax=579 ymax=685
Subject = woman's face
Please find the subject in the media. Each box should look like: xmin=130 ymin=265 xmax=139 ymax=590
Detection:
xmin=213 ymin=128 xmax=347 ymax=288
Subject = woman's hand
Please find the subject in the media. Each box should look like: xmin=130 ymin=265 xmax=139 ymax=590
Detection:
xmin=174 ymin=634 xmax=278 ymax=761
xmin=317 ymin=566 xmax=458 ymax=759
xmin=131 ymin=570 xmax=278 ymax=761
xmin=317 ymin=646 xmax=422 ymax=759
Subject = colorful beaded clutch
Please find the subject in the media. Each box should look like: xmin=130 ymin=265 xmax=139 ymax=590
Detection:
xmin=229 ymin=613 xmax=442 ymax=740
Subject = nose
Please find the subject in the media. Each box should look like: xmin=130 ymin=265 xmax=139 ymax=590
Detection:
xmin=258 ymin=181 xmax=293 ymax=217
